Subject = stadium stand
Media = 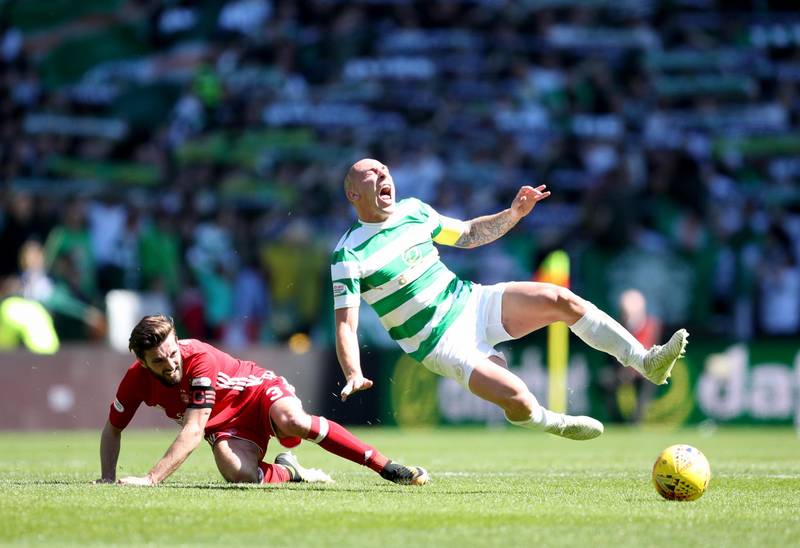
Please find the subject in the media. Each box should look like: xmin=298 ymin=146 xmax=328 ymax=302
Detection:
xmin=2 ymin=0 xmax=800 ymax=347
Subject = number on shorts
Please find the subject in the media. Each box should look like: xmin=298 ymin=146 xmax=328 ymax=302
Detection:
xmin=280 ymin=376 xmax=296 ymax=394
xmin=266 ymin=386 xmax=283 ymax=401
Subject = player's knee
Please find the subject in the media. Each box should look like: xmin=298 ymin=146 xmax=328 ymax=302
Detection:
xmin=551 ymin=286 xmax=582 ymax=323
xmin=222 ymin=465 xmax=259 ymax=484
xmin=272 ymin=408 xmax=311 ymax=437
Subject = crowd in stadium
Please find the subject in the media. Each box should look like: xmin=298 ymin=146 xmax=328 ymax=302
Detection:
xmin=2 ymin=0 xmax=800 ymax=348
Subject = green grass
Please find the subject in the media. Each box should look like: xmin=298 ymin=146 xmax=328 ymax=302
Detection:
xmin=1 ymin=427 xmax=798 ymax=547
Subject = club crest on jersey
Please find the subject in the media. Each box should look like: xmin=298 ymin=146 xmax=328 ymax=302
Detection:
xmin=402 ymin=246 xmax=422 ymax=265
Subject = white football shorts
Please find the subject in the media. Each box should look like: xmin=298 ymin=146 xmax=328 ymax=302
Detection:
xmin=420 ymin=282 xmax=515 ymax=389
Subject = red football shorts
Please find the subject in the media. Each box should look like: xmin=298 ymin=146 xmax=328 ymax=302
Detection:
xmin=204 ymin=375 xmax=301 ymax=458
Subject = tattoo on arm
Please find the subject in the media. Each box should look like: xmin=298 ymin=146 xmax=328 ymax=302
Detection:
xmin=454 ymin=209 xmax=519 ymax=248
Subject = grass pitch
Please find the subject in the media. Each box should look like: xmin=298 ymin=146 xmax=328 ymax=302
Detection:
xmin=1 ymin=426 xmax=798 ymax=547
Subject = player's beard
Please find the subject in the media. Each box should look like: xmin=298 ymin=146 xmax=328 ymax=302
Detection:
xmin=157 ymin=366 xmax=182 ymax=386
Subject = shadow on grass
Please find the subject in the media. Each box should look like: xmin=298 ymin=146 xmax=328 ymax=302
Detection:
xmin=1 ymin=478 xmax=503 ymax=495
xmin=164 ymin=483 xmax=491 ymax=495
xmin=2 ymin=479 xmax=83 ymax=485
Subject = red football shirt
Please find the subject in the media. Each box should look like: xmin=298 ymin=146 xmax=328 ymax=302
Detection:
xmin=108 ymin=339 xmax=278 ymax=431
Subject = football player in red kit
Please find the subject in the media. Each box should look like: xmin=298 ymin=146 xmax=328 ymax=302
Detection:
xmin=96 ymin=315 xmax=428 ymax=486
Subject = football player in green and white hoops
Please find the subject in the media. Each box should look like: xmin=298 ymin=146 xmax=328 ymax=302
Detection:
xmin=332 ymin=158 xmax=689 ymax=442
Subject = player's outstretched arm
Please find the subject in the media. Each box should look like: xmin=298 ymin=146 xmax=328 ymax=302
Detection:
xmin=335 ymin=307 xmax=373 ymax=401
xmin=454 ymin=185 xmax=550 ymax=249
xmin=95 ymin=420 xmax=122 ymax=483
xmin=118 ymin=407 xmax=211 ymax=486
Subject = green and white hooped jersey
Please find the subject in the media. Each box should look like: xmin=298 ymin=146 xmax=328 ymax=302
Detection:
xmin=332 ymin=198 xmax=472 ymax=361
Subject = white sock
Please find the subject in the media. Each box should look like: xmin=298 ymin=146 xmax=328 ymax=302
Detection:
xmin=505 ymin=393 xmax=560 ymax=430
xmin=568 ymin=302 xmax=647 ymax=370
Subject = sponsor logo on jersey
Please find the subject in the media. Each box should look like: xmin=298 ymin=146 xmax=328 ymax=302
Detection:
xmin=333 ymin=282 xmax=347 ymax=296
xmin=113 ymin=398 xmax=124 ymax=412
xmin=191 ymin=376 xmax=212 ymax=387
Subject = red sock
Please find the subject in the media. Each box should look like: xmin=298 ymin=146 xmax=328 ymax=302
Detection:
xmin=258 ymin=461 xmax=291 ymax=484
xmin=306 ymin=416 xmax=389 ymax=473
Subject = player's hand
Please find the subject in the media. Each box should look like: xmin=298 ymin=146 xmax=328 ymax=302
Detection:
xmin=511 ymin=185 xmax=550 ymax=220
xmin=340 ymin=375 xmax=374 ymax=401
xmin=117 ymin=475 xmax=155 ymax=486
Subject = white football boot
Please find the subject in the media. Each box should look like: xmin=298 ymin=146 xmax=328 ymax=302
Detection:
xmin=275 ymin=452 xmax=334 ymax=483
xmin=640 ymin=329 xmax=689 ymax=385
xmin=544 ymin=414 xmax=604 ymax=441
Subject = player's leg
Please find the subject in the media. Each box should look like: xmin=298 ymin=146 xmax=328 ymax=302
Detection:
xmin=211 ymin=435 xmax=330 ymax=484
xmin=500 ymin=281 xmax=688 ymax=384
xmin=269 ymin=397 xmax=428 ymax=485
xmin=212 ymin=437 xmax=290 ymax=483
xmin=467 ymin=355 xmax=603 ymax=440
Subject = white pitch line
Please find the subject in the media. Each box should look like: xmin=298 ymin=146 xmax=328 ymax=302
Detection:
xmin=433 ymin=471 xmax=800 ymax=479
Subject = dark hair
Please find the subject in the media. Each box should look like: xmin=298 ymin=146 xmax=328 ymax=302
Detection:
xmin=128 ymin=315 xmax=176 ymax=360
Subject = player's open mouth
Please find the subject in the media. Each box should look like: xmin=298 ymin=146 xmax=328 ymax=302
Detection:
xmin=377 ymin=185 xmax=393 ymax=206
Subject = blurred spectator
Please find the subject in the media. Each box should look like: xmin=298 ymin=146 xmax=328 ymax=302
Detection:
xmin=260 ymin=219 xmax=326 ymax=339
xmin=87 ymin=197 xmax=130 ymax=293
xmin=195 ymin=262 xmax=234 ymax=340
xmin=167 ymin=89 xmax=205 ymax=147
xmin=176 ymin=281 xmax=207 ymax=340
xmin=218 ymin=0 xmax=272 ymax=39
xmin=0 ymin=192 xmax=48 ymax=277
xmin=118 ymin=208 xmax=142 ymax=290
xmin=757 ymin=223 xmax=800 ymax=335
xmin=22 ymin=240 xmax=106 ymax=341
xmin=138 ymin=210 xmax=183 ymax=298
xmin=389 ymin=146 xmax=444 ymax=204
xmin=44 ymin=199 xmax=96 ymax=301
xmin=224 ymin=252 xmax=270 ymax=348
xmin=0 ymin=277 xmax=60 ymax=355
xmin=19 ymin=240 xmax=54 ymax=303
xmin=599 ymin=289 xmax=662 ymax=423
xmin=186 ymin=208 xmax=239 ymax=339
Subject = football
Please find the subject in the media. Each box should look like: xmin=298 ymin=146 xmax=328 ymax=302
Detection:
xmin=652 ymin=444 xmax=711 ymax=501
